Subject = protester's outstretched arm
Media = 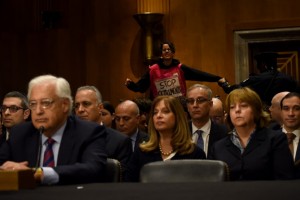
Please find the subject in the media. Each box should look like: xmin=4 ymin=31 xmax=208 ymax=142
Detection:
xmin=125 ymin=71 xmax=150 ymax=93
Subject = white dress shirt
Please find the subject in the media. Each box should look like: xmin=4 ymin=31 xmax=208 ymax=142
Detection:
xmin=41 ymin=122 xmax=66 ymax=185
xmin=192 ymin=120 xmax=211 ymax=156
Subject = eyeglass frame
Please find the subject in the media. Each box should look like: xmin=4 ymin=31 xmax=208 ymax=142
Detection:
xmin=1 ymin=105 xmax=26 ymax=113
xmin=28 ymin=99 xmax=56 ymax=110
xmin=186 ymin=97 xmax=210 ymax=105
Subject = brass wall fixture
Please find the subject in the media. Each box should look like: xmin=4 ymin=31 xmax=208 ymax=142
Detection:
xmin=134 ymin=13 xmax=164 ymax=66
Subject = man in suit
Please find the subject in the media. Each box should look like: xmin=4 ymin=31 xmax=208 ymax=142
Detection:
xmin=115 ymin=100 xmax=148 ymax=152
xmin=269 ymin=91 xmax=289 ymax=130
xmin=186 ymin=84 xmax=227 ymax=157
xmin=74 ymin=85 xmax=132 ymax=173
xmin=0 ymin=75 xmax=107 ymax=185
xmin=209 ymin=97 xmax=226 ymax=125
xmin=0 ymin=91 xmax=31 ymax=145
xmin=280 ymin=92 xmax=300 ymax=163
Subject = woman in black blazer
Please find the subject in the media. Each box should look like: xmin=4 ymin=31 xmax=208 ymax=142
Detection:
xmin=209 ymin=87 xmax=295 ymax=180
xmin=125 ymin=96 xmax=206 ymax=182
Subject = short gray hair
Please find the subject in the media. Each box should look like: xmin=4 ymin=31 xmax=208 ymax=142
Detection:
xmin=28 ymin=74 xmax=73 ymax=114
xmin=187 ymin=84 xmax=213 ymax=100
xmin=76 ymin=85 xmax=102 ymax=103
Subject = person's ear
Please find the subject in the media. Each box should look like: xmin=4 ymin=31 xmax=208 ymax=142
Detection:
xmin=23 ymin=109 xmax=31 ymax=120
xmin=98 ymin=103 xmax=103 ymax=113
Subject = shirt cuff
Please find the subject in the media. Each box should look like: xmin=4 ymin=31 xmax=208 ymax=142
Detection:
xmin=41 ymin=167 xmax=59 ymax=185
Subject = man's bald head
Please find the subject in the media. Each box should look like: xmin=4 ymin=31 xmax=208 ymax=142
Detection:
xmin=269 ymin=91 xmax=289 ymax=124
xmin=114 ymin=100 xmax=140 ymax=136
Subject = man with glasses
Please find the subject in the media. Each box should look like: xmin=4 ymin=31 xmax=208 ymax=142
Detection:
xmin=0 ymin=75 xmax=107 ymax=185
xmin=0 ymin=91 xmax=30 ymax=145
xmin=186 ymin=84 xmax=227 ymax=157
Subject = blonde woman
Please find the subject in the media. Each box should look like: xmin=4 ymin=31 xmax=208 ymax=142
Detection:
xmin=125 ymin=96 xmax=205 ymax=182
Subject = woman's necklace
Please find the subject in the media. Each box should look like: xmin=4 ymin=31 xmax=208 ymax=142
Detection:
xmin=159 ymin=143 xmax=173 ymax=156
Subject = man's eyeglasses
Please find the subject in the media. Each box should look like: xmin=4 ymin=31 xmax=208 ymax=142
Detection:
xmin=186 ymin=97 xmax=209 ymax=105
xmin=29 ymin=99 xmax=55 ymax=110
xmin=1 ymin=105 xmax=25 ymax=113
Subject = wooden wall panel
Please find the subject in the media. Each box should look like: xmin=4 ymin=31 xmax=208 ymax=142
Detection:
xmin=1 ymin=0 xmax=300 ymax=106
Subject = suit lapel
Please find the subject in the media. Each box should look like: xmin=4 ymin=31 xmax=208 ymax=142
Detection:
xmin=295 ymin=142 xmax=300 ymax=161
xmin=224 ymin=136 xmax=241 ymax=158
xmin=243 ymin=128 xmax=266 ymax=156
xmin=208 ymin=122 xmax=218 ymax=146
xmin=57 ymin=118 xmax=76 ymax=165
xmin=25 ymin=128 xmax=40 ymax=167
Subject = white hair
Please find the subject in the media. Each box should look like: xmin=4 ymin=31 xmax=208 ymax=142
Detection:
xmin=28 ymin=74 xmax=73 ymax=115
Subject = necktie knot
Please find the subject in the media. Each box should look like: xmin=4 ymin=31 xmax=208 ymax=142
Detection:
xmin=286 ymin=132 xmax=296 ymax=144
xmin=46 ymin=137 xmax=55 ymax=145
xmin=196 ymin=129 xmax=203 ymax=136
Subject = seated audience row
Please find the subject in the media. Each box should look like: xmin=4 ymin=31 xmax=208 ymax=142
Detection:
xmin=0 ymin=74 xmax=299 ymax=185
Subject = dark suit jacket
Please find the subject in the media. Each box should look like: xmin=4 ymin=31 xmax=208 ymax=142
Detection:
xmin=0 ymin=115 xmax=107 ymax=185
xmin=209 ymin=127 xmax=295 ymax=181
xmin=105 ymin=127 xmax=132 ymax=173
xmin=189 ymin=121 xmax=228 ymax=158
xmin=0 ymin=127 xmax=6 ymax=147
xmin=125 ymin=145 xmax=206 ymax=182
xmin=133 ymin=130 xmax=149 ymax=152
xmin=268 ymin=121 xmax=282 ymax=131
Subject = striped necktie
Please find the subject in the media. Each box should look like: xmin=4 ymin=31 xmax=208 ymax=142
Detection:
xmin=43 ymin=138 xmax=55 ymax=167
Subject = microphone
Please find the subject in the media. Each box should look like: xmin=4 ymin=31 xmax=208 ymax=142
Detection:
xmin=35 ymin=126 xmax=44 ymax=171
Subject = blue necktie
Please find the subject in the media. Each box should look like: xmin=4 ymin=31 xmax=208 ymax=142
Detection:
xmin=196 ymin=130 xmax=204 ymax=150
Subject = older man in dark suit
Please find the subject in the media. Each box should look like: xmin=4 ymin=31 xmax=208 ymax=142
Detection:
xmin=74 ymin=85 xmax=132 ymax=173
xmin=115 ymin=100 xmax=148 ymax=152
xmin=0 ymin=75 xmax=107 ymax=185
xmin=186 ymin=84 xmax=227 ymax=158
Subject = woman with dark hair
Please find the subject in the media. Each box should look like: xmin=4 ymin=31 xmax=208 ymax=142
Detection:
xmin=209 ymin=87 xmax=295 ymax=180
xmin=125 ymin=95 xmax=206 ymax=182
xmin=101 ymin=101 xmax=116 ymax=129
xmin=125 ymin=41 xmax=223 ymax=100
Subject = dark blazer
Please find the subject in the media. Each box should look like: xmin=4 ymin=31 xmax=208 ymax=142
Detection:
xmin=296 ymin=142 xmax=300 ymax=162
xmin=105 ymin=127 xmax=132 ymax=172
xmin=0 ymin=115 xmax=107 ymax=185
xmin=0 ymin=127 xmax=6 ymax=147
xmin=125 ymin=145 xmax=206 ymax=182
xmin=268 ymin=121 xmax=282 ymax=131
xmin=133 ymin=130 xmax=149 ymax=152
xmin=209 ymin=127 xmax=295 ymax=181
xmin=189 ymin=120 xmax=228 ymax=158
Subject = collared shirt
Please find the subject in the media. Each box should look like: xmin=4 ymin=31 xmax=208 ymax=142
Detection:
xmin=192 ymin=120 xmax=211 ymax=156
xmin=5 ymin=130 xmax=9 ymax=141
xmin=41 ymin=121 xmax=67 ymax=185
xmin=163 ymin=152 xmax=176 ymax=161
xmin=282 ymin=127 xmax=300 ymax=161
xmin=230 ymin=128 xmax=255 ymax=154
xmin=130 ymin=129 xmax=139 ymax=152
